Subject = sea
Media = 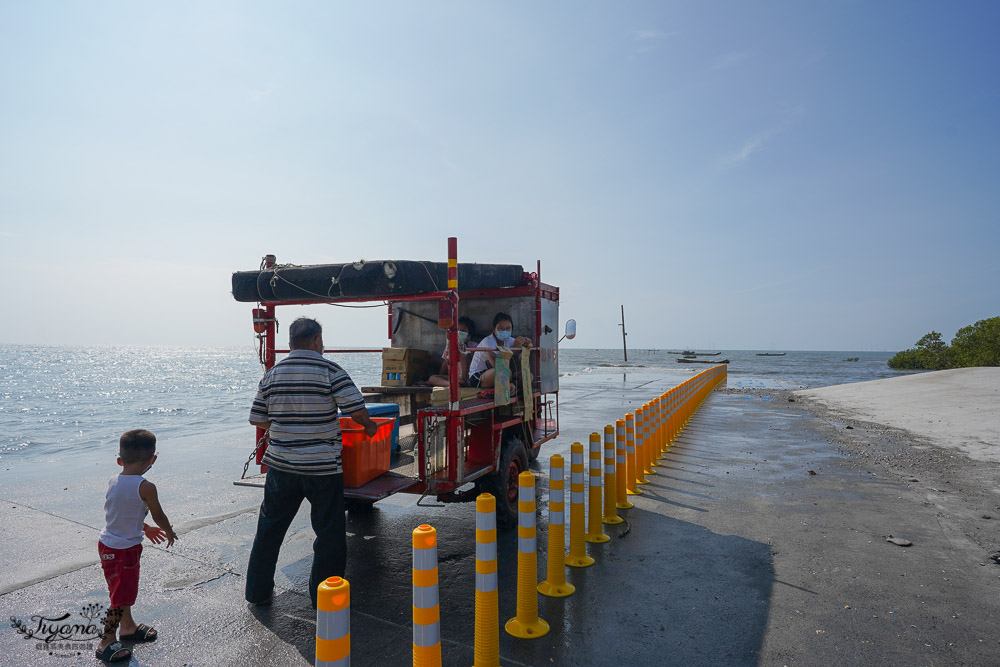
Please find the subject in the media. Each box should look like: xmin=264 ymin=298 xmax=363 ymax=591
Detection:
xmin=0 ymin=345 xmax=905 ymax=466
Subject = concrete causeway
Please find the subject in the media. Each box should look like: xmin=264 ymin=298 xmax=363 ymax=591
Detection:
xmin=2 ymin=368 xmax=998 ymax=665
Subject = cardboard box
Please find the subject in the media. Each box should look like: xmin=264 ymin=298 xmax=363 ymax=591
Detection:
xmin=381 ymin=347 xmax=429 ymax=387
xmin=430 ymin=386 xmax=482 ymax=405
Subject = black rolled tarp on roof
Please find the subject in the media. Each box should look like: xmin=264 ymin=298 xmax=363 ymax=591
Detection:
xmin=232 ymin=260 xmax=526 ymax=303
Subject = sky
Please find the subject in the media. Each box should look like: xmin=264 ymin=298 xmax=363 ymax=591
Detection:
xmin=1 ymin=1 xmax=997 ymax=351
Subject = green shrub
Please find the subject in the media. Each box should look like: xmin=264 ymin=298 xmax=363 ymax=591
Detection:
xmin=950 ymin=316 xmax=1000 ymax=367
xmin=889 ymin=318 xmax=999 ymax=370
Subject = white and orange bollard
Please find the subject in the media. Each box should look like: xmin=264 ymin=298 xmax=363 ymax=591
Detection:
xmin=473 ymin=494 xmax=499 ymax=667
xmin=506 ymin=471 xmax=549 ymax=638
xmin=316 ymin=576 xmax=350 ymax=667
xmin=625 ymin=412 xmax=642 ymax=496
xmin=538 ymin=455 xmax=574 ymax=597
xmin=636 ymin=405 xmax=652 ymax=483
xmin=640 ymin=404 xmax=657 ymax=477
xmin=615 ymin=419 xmax=633 ymax=509
xmin=412 ymin=524 xmax=441 ymax=666
xmin=566 ymin=442 xmax=594 ymax=566
xmin=602 ymin=425 xmax=623 ymax=525
xmin=651 ymin=398 xmax=664 ymax=465
xmin=585 ymin=432 xmax=609 ymax=543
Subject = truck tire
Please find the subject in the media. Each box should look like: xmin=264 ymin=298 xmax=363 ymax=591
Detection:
xmin=476 ymin=436 xmax=529 ymax=529
xmin=526 ymin=440 xmax=542 ymax=462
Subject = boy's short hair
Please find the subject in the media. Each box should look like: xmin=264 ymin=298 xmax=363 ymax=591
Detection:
xmin=492 ymin=312 xmax=513 ymax=328
xmin=289 ymin=317 xmax=323 ymax=349
xmin=120 ymin=429 xmax=157 ymax=464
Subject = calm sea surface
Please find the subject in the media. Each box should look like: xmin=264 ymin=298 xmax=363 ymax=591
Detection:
xmin=0 ymin=345 xmax=905 ymax=463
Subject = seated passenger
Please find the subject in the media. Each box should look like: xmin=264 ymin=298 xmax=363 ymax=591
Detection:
xmin=467 ymin=312 xmax=531 ymax=389
xmin=427 ymin=317 xmax=479 ymax=387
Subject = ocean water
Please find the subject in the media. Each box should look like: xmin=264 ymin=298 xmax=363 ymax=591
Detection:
xmin=0 ymin=345 xmax=903 ymax=464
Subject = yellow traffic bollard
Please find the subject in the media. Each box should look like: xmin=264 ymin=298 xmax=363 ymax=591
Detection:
xmin=602 ymin=425 xmax=623 ymax=525
xmin=625 ymin=413 xmax=642 ymax=496
xmin=538 ymin=455 xmax=574 ymax=597
xmin=473 ymin=494 xmax=499 ymax=667
xmin=412 ymin=524 xmax=441 ymax=667
xmin=635 ymin=406 xmax=651 ymax=483
xmin=651 ymin=398 xmax=664 ymax=464
xmin=506 ymin=471 xmax=549 ymax=638
xmin=316 ymin=576 xmax=350 ymax=667
xmin=615 ymin=419 xmax=632 ymax=509
xmin=585 ymin=432 xmax=610 ymax=543
xmin=660 ymin=394 xmax=670 ymax=456
xmin=640 ymin=404 xmax=657 ymax=476
xmin=566 ymin=442 xmax=594 ymax=567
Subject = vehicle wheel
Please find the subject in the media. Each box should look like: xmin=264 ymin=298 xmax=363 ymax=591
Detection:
xmin=476 ymin=436 xmax=529 ymax=529
xmin=345 ymin=498 xmax=375 ymax=514
xmin=526 ymin=441 xmax=542 ymax=462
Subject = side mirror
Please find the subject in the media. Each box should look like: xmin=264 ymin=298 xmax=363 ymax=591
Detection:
xmin=559 ymin=319 xmax=577 ymax=343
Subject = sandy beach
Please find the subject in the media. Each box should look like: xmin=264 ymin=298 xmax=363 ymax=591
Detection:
xmin=795 ymin=367 xmax=1000 ymax=463
xmin=2 ymin=367 xmax=999 ymax=665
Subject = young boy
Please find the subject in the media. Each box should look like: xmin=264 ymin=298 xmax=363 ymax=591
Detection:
xmin=95 ymin=429 xmax=178 ymax=663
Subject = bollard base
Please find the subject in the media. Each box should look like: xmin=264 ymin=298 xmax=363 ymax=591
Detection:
xmin=585 ymin=532 xmax=610 ymax=543
xmin=616 ymin=500 xmax=634 ymax=509
xmin=538 ymin=580 xmax=575 ymax=597
xmin=602 ymin=515 xmax=624 ymax=525
xmin=566 ymin=554 xmax=595 ymax=567
xmin=505 ymin=617 xmax=550 ymax=639
xmin=627 ymin=487 xmax=644 ymax=495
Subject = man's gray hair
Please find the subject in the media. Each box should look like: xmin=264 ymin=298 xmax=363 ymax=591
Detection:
xmin=289 ymin=317 xmax=323 ymax=349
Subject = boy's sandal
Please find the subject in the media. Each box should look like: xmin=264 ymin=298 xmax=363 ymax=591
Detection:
xmin=119 ymin=623 xmax=157 ymax=642
xmin=95 ymin=641 xmax=131 ymax=662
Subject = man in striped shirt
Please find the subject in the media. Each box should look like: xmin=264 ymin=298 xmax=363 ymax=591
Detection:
xmin=245 ymin=317 xmax=377 ymax=609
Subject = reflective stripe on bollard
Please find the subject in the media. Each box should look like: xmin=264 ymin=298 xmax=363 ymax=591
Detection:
xmin=316 ymin=576 xmax=350 ymax=667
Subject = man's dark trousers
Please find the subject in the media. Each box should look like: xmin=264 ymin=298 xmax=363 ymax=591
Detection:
xmin=245 ymin=467 xmax=346 ymax=608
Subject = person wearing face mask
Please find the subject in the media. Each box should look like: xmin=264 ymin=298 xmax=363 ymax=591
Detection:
xmin=427 ymin=316 xmax=479 ymax=387
xmin=467 ymin=312 xmax=532 ymax=389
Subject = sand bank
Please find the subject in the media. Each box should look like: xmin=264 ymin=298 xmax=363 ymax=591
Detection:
xmin=794 ymin=367 xmax=1000 ymax=463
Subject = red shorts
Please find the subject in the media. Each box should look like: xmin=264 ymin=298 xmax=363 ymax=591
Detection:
xmin=98 ymin=542 xmax=142 ymax=607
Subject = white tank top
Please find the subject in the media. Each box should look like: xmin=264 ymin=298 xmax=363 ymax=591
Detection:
xmin=99 ymin=474 xmax=148 ymax=549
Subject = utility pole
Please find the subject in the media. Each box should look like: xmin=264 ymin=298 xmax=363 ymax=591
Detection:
xmin=619 ymin=305 xmax=628 ymax=362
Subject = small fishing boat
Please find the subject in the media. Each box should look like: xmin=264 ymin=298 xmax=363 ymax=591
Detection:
xmin=756 ymin=352 xmax=786 ymax=356
xmin=677 ymin=358 xmax=730 ymax=364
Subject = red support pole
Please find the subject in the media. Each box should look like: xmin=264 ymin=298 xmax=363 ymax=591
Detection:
xmin=446 ymin=237 xmax=459 ymax=407
xmin=446 ymin=237 xmax=460 ymax=482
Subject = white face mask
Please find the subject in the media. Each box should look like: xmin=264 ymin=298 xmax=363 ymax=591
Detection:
xmin=458 ymin=330 xmax=469 ymax=343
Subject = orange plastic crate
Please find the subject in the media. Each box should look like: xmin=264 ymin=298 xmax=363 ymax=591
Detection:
xmin=340 ymin=416 xmax=394 ymax=488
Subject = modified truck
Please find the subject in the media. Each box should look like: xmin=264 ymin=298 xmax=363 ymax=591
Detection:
xmin=231 ymin=237 xmax=575 ymax=526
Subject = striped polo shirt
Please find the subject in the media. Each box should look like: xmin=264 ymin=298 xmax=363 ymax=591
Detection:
xmin=249 ymin=350 xmax=366 ymax=476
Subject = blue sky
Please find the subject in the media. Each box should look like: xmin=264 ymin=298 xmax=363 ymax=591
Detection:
xmin=1 ymin=1 xmax=997 ymax=350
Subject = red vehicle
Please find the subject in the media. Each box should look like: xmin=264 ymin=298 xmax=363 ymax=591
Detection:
xmin=232 ymin=238 xmax=575 ymax=526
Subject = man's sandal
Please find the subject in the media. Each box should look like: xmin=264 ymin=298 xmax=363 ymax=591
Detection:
xmin=95 ymin=641 xmax=131 ymax=662
xmin=119 ymin=623 xmax=157 ymax=642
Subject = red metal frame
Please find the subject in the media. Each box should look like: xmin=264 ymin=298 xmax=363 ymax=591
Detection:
xmin=248 ymin=237 xmax=562 ymax=495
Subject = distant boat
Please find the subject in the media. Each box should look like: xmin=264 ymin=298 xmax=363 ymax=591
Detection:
xmin=677 ymin=358 xmax=729 ymax=364
xmin=844 ymin=357 xmax=860 ymax=362
xmin=676 ymin=351 xmax=721 ymax=356
xmin=756 ymin=352 xmax=786 ymax=356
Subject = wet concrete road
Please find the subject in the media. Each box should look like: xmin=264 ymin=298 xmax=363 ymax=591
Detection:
xmin=3 ymin=370 xmax=998 ymax=665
